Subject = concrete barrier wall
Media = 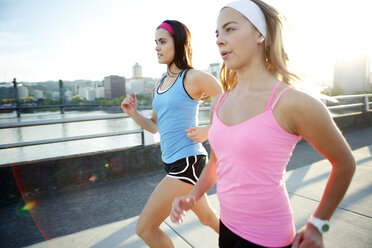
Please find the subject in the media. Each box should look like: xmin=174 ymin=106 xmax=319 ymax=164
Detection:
xmin=1 ymin=111 xmax=371 ymax=205
xmin=1 ymin=144 xmax=163 ymax=205
xmin=333 ymin=112 xmax=372 ymax=131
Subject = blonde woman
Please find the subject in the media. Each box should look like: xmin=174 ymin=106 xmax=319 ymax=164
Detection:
xmin=170 ymin=1 xmax=355 ymax=247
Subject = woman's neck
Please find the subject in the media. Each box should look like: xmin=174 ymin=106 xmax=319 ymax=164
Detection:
xmin=167 ymin=63 xmax=182 ymax=77
xmin=235 ymin=60 xmax=275 ymax=90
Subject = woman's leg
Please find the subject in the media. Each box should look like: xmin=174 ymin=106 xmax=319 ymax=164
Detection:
xmin=191 ymin=193 xmax=220 ymax=233
xmin=135 ymin=176 xmax=194 ymax=248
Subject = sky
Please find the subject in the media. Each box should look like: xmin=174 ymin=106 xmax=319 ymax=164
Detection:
xmin=0 ymin=0 xmax=371 ymax=85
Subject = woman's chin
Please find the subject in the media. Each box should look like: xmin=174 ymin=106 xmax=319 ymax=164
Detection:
xmin=225 ymin=64 xmax=237 ymax=71
xmin=157 ymin=60 xmax=167 ymax=65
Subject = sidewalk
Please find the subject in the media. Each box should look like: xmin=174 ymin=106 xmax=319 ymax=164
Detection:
xmin=25 ymin=145 xmax=372 ymax=248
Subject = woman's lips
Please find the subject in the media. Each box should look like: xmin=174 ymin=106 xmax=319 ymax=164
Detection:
xmin=220 ymin=51 xmax=231 ymax=60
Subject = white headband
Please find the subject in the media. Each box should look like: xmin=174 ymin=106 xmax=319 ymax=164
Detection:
xmin=224 ymin=0 xmax=267 ymax=38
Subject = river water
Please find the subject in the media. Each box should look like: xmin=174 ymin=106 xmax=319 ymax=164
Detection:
xmin=0 ymin=109 xmax=210 ymax=165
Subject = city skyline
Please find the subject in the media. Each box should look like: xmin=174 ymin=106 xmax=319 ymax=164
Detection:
xmin=1 ymin=0 xmax=371 ymax=86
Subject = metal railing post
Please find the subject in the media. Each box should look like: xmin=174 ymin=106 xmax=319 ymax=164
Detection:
xmin=141 ymin=129 xmax=145 ymax=146
xmin=365 ymin=95 xmax=369 ymax=112
xmin=12 ymin=78 xmax=21 ymax=117
xmin=59 ymin=79 xmax=64 ymax=114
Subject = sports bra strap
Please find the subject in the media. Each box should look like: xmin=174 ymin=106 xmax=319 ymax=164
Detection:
xmin=265 ymin=81 xmax=281 ymax=111
xmin=270 ymin=87 xmax=293 ymax=110
xmin=215 ymin=92 xmax=230 ymax=113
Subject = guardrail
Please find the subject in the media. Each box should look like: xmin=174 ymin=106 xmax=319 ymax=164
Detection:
xmin=1 ymin=94 xmax=371 ymax=150
xmin=327 ymin=94 xmax=372 ymax=112
xmin=0 ymin=107 xmax=210 ymax=149
xmin=0 ymin=104 xmax=100 ymax=112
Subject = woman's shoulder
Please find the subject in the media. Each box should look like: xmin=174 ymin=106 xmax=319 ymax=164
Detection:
xmin=282 ymin=87 xmax=323 ymax=107
xmin=185 ymin=69 xmax=216 ymax=81
xmin=279 ymin=86 xmax=328 ymax=118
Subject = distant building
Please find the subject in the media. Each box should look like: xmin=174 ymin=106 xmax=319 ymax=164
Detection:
xmin=78 ymin=88 xmax=88 ymax=99
xmin=130 ymin=79 xmax=145 ymax=93
xmin=333 ymin=53 xmax=370 ymax=93
xmin=126 ymin=63 xmax=156 ymax=95
xmin=103 ymin=75 xmax=126 ymax=99
xmin=73 ymin=84 xmax=78 ymax=95
xmin=33 ymin=90 xmax=43 ymax=99
xmin=65 ymin=90 xmax=73 ymax=102
xmin=18 ymin=86 xmax=28 ymax=98
xmin=133 ymin=62 xmax=142 ymax=78
xmin=208 ymin=63 xmax=221 ymax=80
xmin=86 ymin=89 xmax=97 ymax=101
xmin=96 ymin=87 xmax=105 ymax=98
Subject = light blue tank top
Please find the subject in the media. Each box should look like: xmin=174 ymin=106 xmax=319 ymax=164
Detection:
xmin=152 ymin=69 xmax=207 ymax=163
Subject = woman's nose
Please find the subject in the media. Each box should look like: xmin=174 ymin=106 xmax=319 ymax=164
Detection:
xmin=216 ymin=36 xmax=225 ymax=47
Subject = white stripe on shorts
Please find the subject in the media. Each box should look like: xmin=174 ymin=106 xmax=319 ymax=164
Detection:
xmin=166 ymin=175 xmax=196 ymax=185
xmin=168 ymin=156 xmax=197 ymax=175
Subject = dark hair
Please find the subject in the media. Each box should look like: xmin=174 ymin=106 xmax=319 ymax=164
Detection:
xmin=160 ymin=20 xmax=193 ymax=74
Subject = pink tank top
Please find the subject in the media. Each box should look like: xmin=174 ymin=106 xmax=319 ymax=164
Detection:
xmin=208 ymin=81 xmax=301 ymax=247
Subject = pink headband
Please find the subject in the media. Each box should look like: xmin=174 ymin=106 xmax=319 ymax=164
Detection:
xmin=157 ymin=22 xmax=175 ymax=36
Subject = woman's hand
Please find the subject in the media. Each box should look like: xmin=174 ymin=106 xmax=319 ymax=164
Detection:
xmin=170 ymin=195 xmax=196 ymax=224
xmin=121 ymin=92 xmax=137 ymax=116
xmin=292 ymin=223 xmax=324 ymax=248
xmin=185 ymin=125 xmax=210 ymax=143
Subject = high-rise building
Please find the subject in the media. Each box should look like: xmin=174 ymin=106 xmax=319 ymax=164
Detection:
xmin=133 ymin=62 xmax=142 ymax=79
xmin=104 ymin=75 xmax=126 ymax=99
xmin=333 ymin=53 xmax=370 ymax=94
xmin=86 ymin=89 xmax=97 ymax=101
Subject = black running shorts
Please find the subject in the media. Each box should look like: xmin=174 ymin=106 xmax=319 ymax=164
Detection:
xmin=164 ymin=155 xmax=206 ymax=185
xmin=219 ymin=220 xmax=292 ymax=248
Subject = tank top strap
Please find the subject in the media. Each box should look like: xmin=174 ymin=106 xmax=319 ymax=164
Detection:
xmin=215 ymin=91 xmax=230 ymax=113
xmin=270 ymin=87 xmax=293 ymax=110
xmin=180 ymin=68 xmax=190 ymax=77
xmin=156 ymin=74 xmax=167 ymax=92
xmin=265 ymin=81 xmax=281 ymax=111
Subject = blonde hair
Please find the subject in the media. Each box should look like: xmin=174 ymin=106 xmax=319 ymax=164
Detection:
xmin=220 ymin=0 xmax=300 ymax=92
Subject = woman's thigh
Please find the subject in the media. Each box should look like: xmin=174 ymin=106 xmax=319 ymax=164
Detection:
xmin=137 ymin=176 xmax=194 ymax=229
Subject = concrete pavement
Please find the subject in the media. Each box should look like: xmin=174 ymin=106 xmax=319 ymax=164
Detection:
xmin=1 ymin=126 xmax=371 ymax=248
xmin=22 ymin=146 xmax=372 ymax=248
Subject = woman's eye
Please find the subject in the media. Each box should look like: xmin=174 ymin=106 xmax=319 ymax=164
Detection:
xmin=226 ymin=27 xmax=233 ymax=32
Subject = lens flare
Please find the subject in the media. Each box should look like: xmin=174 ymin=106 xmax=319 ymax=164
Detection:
xmin=109 ymin=157 xmax=124 ymax=173
xmin=89 ymin=175 xmax=97 ymax=182
xmin=22 ymin=200 xmax=38 ymax=211
xmin=11 ymin=165 xmax=49 ymax=242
